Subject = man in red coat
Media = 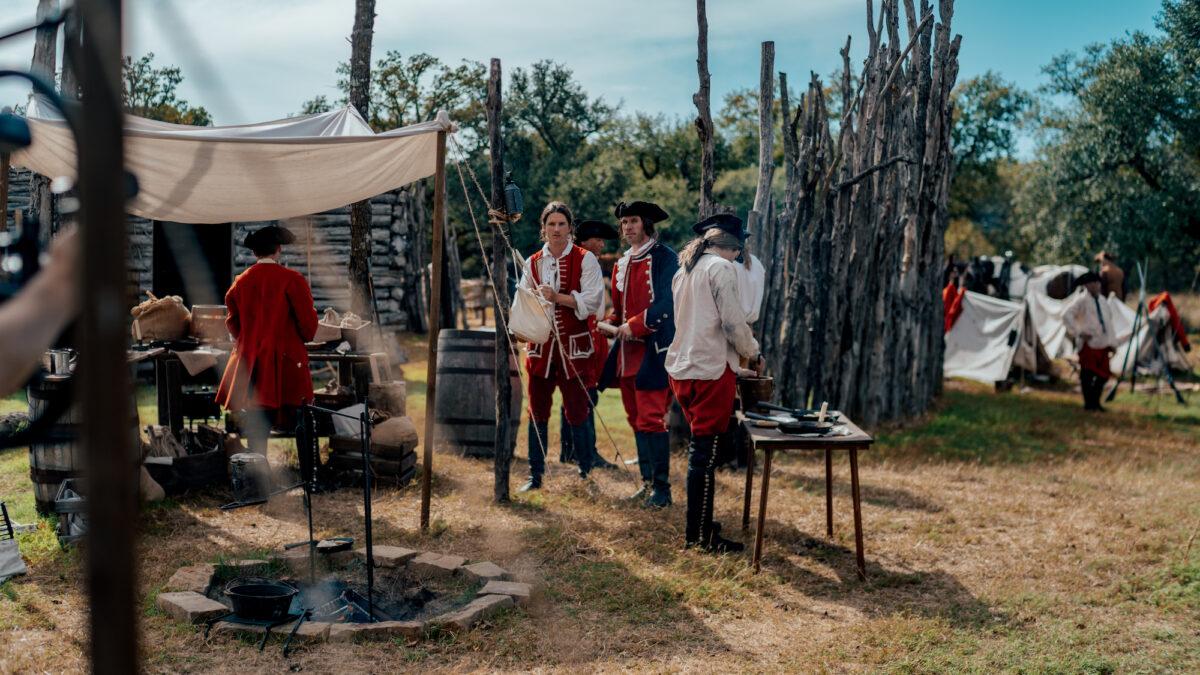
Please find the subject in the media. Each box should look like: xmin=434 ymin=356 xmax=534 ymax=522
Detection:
xmin=216 ymin=225 xmax=319 ymax=453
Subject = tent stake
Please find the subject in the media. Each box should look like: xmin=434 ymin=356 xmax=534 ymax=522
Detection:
xmin=420 ymin=128 xmax=447 ymax=531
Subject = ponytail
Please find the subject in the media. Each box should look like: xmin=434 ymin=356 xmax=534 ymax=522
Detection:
xmin=680 ymin=228 xmax=743 ymax=273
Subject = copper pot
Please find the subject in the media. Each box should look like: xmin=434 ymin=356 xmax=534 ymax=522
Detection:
xmin=737 ymin=375 xmax=774 ymax=410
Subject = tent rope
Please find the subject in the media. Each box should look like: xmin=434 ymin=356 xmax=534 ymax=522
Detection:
xmin=448 ymin=136 xmax=630 ymax=475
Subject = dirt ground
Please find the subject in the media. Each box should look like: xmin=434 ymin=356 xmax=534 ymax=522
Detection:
xmin=1 ymin=334 xmax=1198 ymax=673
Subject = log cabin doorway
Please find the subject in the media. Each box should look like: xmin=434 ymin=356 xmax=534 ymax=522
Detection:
xmin=152 ymin=221 xmax=233 ymax=307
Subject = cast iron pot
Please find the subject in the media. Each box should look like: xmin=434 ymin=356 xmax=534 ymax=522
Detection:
xmin=224 ymin=579 xmax=297 ymax=621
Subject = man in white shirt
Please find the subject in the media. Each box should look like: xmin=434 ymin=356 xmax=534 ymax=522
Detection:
xmin=1063 ymin=272 xmax=1117 ymax=411
xmin=517 ymin=203 xmax=605 ymax=490
xmin=666 ymin=214 xmax=761 ymax=553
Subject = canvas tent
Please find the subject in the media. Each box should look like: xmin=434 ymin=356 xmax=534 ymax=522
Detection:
xmin=12 ymin=98 xmax=452 ymax=223
xmin=943 ymin=264 xmax=1189 ymax=385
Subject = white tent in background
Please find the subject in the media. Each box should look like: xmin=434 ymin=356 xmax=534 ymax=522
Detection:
xmin=944 ymin=292 xmax=1024 ymax=383
xmin=12 ymin=98 xmax=453 ymax=223
xmin=944 ymin=265 xmax=1156 ymax=385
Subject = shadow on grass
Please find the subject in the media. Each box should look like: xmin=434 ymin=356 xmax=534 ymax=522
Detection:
xmin=758 ymin=520 xmax=1002 ymax=630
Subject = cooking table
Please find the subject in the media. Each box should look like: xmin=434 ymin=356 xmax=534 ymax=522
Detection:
xmin=739 ymin=412 xmax=874 ymax=578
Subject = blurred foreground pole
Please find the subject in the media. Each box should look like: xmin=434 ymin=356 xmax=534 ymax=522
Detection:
xmin=76 ymin=0 xmax=138 ymax=671
xmin=487 ymin=59 xmax=512 ymax=503
xmin=420 ymin=129 xmax=447 ymax=530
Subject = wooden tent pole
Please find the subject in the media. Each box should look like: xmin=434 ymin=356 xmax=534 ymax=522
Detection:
xmin=420 ymin=129 xmax=448 ymax=531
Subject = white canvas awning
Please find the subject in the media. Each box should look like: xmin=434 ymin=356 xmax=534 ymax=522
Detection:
xmin=12 ymin=99 xmax=452 ymax=223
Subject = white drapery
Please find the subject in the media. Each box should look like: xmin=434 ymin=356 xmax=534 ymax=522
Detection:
xmin=12 ymin=101 xmax=451 ymax=223
xmin=943 ymin=291 xmax=1024 ymax=384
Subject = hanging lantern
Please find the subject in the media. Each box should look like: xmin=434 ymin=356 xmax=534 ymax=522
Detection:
xmin=503 ymin=171 xmax=523 ymax=221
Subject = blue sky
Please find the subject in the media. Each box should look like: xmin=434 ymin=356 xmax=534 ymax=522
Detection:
xmin=0 ymin=0 xmax=1163 ymax=127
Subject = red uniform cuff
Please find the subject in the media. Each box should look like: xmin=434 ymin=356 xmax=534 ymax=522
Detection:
xmin=628 ymin=313 xmax=652 ymax=338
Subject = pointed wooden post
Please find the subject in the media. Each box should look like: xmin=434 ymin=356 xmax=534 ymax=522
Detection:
xmin=420 ymin=127 xmax=448 ymax=530
xmin=487 ymin=59 xmax=514 ymax=503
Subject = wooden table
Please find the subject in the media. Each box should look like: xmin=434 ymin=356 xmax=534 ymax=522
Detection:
xmin=740 ymin=413 xmax=874 ymax=578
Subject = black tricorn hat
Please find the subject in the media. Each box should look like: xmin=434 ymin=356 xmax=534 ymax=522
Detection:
xmin=614 ymin=201 xmax=669 ymax=226
xmin=692 ymin=212 xmax=748 ymax=241
xmin=1072 ymin=271 xmax=1102 ymax=288
xmin=243 ymin=224 xmax=296 ymax=250
xmin=576 ymin=220 xmax=619 ymax=241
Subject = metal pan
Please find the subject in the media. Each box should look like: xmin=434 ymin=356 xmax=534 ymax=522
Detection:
xmin=756 ymin=402 xmax=840 ymax=422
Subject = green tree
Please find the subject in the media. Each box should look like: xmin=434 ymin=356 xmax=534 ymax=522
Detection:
xmin=947 ymin=72 xmax=1031 ymax=252
xmin=122 ymin=53 xmax=211 ymax=126
xmin=1015 ymin=0 xmax=1200 ymax=287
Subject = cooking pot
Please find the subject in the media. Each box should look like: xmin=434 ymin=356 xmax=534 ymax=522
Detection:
xmin=224 ymin=579 xmax=297 ymax=621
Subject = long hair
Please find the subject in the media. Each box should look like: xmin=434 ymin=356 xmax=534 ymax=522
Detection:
xmin=679 ymin=229 xmax=743 ymax=273
xmin=539 ymin=201 xmax=574 ymax=242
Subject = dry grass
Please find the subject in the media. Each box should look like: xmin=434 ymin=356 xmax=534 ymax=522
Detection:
xmin=1 ymin=334 xmax=1198 ymax=673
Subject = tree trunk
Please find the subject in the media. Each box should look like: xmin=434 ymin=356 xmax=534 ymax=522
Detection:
xmin=487 ymin=59 xmax=513 ymax=503
xmin=749 ymin=41 xmax=775 ymax=262
xmin=693 ymin=0 xmax=716 ymax=219
xmin=347 ymin=0 xmax=376 ymax=317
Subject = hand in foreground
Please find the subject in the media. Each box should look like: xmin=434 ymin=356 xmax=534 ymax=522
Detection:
xmin=537 ymin=285 xmax=557 ymax=303
xmin=615 ymin=323 xmax=634 ymax=340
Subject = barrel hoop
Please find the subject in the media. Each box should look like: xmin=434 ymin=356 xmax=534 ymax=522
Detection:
xmin=435 ymin=367 xmax=520 ymax=376
xmin=437 ymin=345 xmax=498 ymax=354
xmin=30 ymin=466 xmax=83 ymax=481
xmin=437 ymin=417 xmax=519 ymax=426
xmin=440 ymin=438 xmax=499 ymax=448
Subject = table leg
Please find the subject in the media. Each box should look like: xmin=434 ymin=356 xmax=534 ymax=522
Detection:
xmin=752 ymin=448 xmax=773 ymax=574
xmin=742 ymin=439 xmax=755 ymax=530
xmin=165 ymin=358 xmax=183 ymax=437
xmin=155 ymin=359 xmax=168 ymax=426
xmin=849 ymin=447 xmax=866 ymax=580
xmin=825 ymin=447 xmax=833 ymax=537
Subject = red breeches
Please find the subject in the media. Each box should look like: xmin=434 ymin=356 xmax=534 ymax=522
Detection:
xmin=618 ymin=376 xmax=670 ymax=433
xmin=528 ymin=360 xmax=591 ymax=425
xmin=669 ymin=367 xmax=737 ymax=437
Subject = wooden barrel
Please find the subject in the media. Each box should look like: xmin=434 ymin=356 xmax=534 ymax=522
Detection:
xmin=27 ymin=374 xmax=140 ymax=516
xmin=27 ymin=375 xmax=83 ymax=516
xmin=434 ymin=328 xmax=523 ymax=458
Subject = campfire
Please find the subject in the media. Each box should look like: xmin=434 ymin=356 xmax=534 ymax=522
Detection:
xmin=156 ymin=542 xmax=530 ymax=655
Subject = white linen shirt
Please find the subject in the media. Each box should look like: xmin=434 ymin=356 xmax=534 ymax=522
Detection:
xmin=1063 ymin=290 xmax=1118 ymax=350
xmin=736 ymin=253 xmax=766 ymax=323
xmin=518 ymin=241 xmax=604 ymax=321
xmin=666 ymin=253 xmax=760 ymax=380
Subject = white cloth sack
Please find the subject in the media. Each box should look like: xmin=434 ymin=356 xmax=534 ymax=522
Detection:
xmin=0 ymin=539 xmax=27 ymax=583
xmin=508 ymin=286 xmax=553 ymax=344
xmin=13 ymin=100 xmax=452 ymax=224
xmin=943 ymin=291 xmax=1024 ymax=383
xmin=332 ymin=404 xmax=367 ymax=438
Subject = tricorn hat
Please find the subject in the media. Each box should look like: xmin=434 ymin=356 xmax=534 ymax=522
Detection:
xmin=576 ymin=220 xmax=619 ymax=241
xmin=692 ymin=213 xmax=748 ymax=241
xmin=1072 ymin=271 xmax=1102 ymax=288
xmin=243 ymin=224 xmax=296 ymax=251
xmin=614 ymin=201 xmax=669 ymax=226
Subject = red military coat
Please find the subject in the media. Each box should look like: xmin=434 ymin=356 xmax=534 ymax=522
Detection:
xmin=525 ymin=244 xmax=596 ymax=379
xmin=216 ymin=260 xmax=319 ymax=411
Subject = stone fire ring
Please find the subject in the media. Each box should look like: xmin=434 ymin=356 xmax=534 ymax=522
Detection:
xmin=156 ymin=545 xmax=531 ymax=645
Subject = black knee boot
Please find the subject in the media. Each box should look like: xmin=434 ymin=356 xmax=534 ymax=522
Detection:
xmin=520 ymin=420 xmax=549 ymax=492
xmin=647 ymin=431 xmax=672 ymax=508
xmin=627 ymin=432 xmax=652 ymax=501
xmin=570 ymin=422 xmax=593 ymax=478
xmin=685 ymin=435 xmax=716 ymax=546
xmin=558 ymin=407 xmax=575 ymax=463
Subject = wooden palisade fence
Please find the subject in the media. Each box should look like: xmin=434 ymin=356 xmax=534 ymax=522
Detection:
xmin=751 ymin=0 xmax=961 ymax=426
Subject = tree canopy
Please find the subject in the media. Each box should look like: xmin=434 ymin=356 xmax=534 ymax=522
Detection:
xmin=122 ymin=53 xmax=212 ymax=126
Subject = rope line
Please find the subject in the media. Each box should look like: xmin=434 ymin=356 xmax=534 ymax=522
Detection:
xmin=448 ymin=137 xmax=630 ymax=475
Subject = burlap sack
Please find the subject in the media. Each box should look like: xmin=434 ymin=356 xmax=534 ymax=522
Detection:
xmin=130 ymin=292 xmax=191 ymax=342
